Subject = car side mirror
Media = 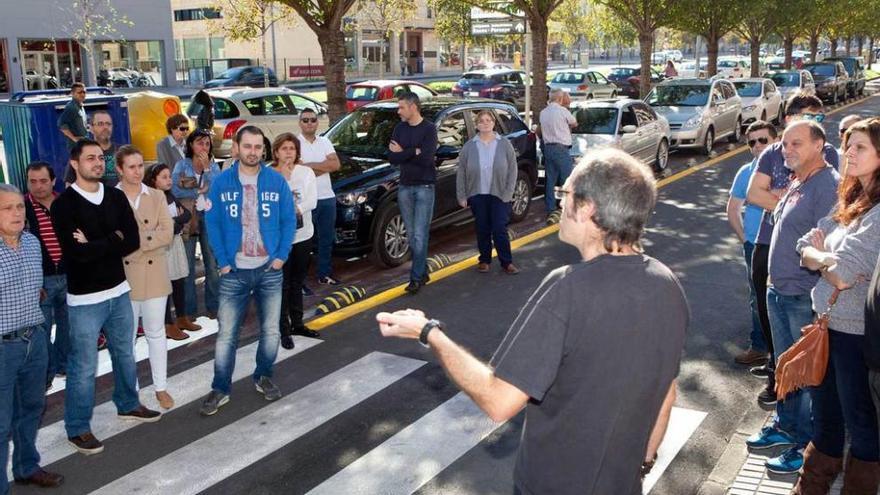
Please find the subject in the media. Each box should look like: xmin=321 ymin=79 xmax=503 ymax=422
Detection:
xmin=620 ymin=124 xmax=637 ymax=134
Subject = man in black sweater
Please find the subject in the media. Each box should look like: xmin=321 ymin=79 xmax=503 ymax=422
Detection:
xmin=388 ymin=92 xmax=438 ymax=294
xmin=51 ymin=139 xmax=161 ymax=456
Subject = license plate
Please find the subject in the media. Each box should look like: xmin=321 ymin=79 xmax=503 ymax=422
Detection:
xmin=468 ymin=91 xmax=479 ymax=97
xmin=538 ymin=169 xmax=545 ymax=178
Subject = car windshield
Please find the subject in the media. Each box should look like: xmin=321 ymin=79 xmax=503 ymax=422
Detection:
xmin=460 ymin=74 xmax=486 ymax=82
xmin=808 ymin=65 xmax=835 ymax=77
xmin=609 ymin=68 xmax=636 ymax=78
xmin=830 ymin=59 xmax=856 ymax=73
xmin=346 ymin=86 xmax=379 ymax=101
xmin=769 ymin=73 xmax=799 ymax=87
xmin=217 ymin=67 xmax=245 ymax=79
xmin=733 ymin=82 xmax=762 ymax=97
xmin=646 ymin=85 xmax=710 ymax=106
xmin=324 ymin=106 xmax=441 ymax=157
xmin=718 ymin=60 xmax=738 ymax=68
xmin=571 ymin=107 xmax=618 ymax=134
xmin=553 ymin=72 xmax=585 ymax=84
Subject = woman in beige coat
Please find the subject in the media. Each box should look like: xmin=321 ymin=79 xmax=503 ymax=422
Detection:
xmin=115 ymin=145 xmax=176 ymax=409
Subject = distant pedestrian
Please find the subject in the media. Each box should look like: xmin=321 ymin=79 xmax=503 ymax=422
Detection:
xmin=63 ymin=111 xmax=119 ymax=187
xmin=539 ymin=88 xmax=577 ymax=218
xmin=192 ymin=90 xmax=215 ymax=132
xmin=51 ymin=139 xmax=161 ymax=456
xmin=400 ymin=55 xmax=407 ymax=77
xmin=199 ymin=126 xmax=295 ymax=416
xmin=388 ymin=92 xmax=439 ymax=294
xmin=795 ymin=118 xmax=880 ymax=493
xmin=378 ymin=148 xmax=688 ymax=495
xmin=156 ymin=114 xmax=190 ymax=171
xmin=0 ymin=183 xmax=65 ymax=491
xmin=456 ymin=110 xmax=520 ymax=274
xmin=664 ymin=60 xmax=678 ymax=78
xmin=58 ymin=83 xmax=87 ymax=151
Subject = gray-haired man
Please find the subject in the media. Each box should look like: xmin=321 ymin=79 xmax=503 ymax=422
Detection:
xmin=539 ymin=89 xmax=577 ymax=218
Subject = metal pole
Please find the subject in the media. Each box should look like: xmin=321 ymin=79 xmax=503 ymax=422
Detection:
xmin=525 ymin=26 xmax=531 ymax=127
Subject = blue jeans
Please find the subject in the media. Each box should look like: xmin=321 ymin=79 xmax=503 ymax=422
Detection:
xmin=767 ymin=286 xmax=814 ymax=446
xmin=184 ymin=214 xmax=219 ymax=316
xmin=811 ymin=330 xmax=879 ymax=461
xmin=542 ymin=143 xmax=574 ymax=214
xmin=0 ymin=326 xmax=48 ymax=493
xmin=40 ymin=274 xmax=69 ymax=376
xmin=65 ymin=292 xmax=140 ymax=437
xmin=211 ymin=264 xmax=283 ymax=395
xmin=313 ymin=198 xmax=337 ymax=279
xmin=742 ymin=242 xmax=767 ymax=352
xmin=398 ymin=184 xmax=435 ymax=283
xmin=469 ymin=194 xmax=513 ymax=267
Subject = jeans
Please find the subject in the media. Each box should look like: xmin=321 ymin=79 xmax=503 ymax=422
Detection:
xmin=0 ymin=326 xmax=48 ymax=493
xmin=542 ymin=143 xmax=574 ymax=214
xmin=469 ymin=194 xmax=513 ymax=267
xmin=751 ymin=243 xmax=775 ymax=361
xmin=65 ymin=292 xmax=140 ymax=437
xmin=767 ymin=286 xmax=814 ymax=446
xmin=313 ymin=198 xmax=337 ymax=279
xmin=742 ymin=242 xmax=767 ymax=352
xmin=184 ymin=215 xmax=219 ymax=316
xmin=811 ymin=330 xmax=879 ymax=461
xmin=211 ymin=264 xmax=283 ymax=395
xmin=40 ymin=274 xmax=69 ymax=376
xmin=281 ymin=239 xmax=313 ymax=336
xmin=130 ymin=297 xmax=168 ymax=392
xmin=398 ymin=184 xmax=435 ymax=283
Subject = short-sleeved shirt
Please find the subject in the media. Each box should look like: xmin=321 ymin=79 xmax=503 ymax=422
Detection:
xmin=298 ymin=134 xmax=337 ymax=200
xmin=58 ymin=99 xmax=88 ymax=150
xmin=490 ymin=254 xmax=689 ymax=495
xmin=730 ymin=159 xmax=764 ymax=244
xmin=538 ymin=102 xmax=576 ymax=146
xmin=0 ymin=233 xmax=45 ymax=334
xmin=768 ymin=166 xmax=839 ymax=296
xmin=235 ymin=171 xmax=269 ymax=269
xmin=755 ymin=142 xmax=840 ymax=244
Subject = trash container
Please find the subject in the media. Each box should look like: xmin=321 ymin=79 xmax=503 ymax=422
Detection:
xmin=126 ymin=91 xmax=185 ymax=163
xmin=0 ymin=87 xmax=130 ymax=191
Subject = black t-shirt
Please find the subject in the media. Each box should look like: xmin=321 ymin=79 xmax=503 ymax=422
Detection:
xmin=865 ymin=253 xmax=880 ymax=370
xmin=491 ymin=254 xmax=689 ymax=495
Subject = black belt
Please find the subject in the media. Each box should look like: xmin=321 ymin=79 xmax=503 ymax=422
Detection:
xmin=1 ymin=326 xmax=38 ymax=341
xmin=545 ymin=143 xmax=572 ymax=148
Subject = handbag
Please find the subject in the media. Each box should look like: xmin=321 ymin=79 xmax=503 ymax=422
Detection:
xmin=166 ymin=234 xmax=190 ymax=281
xmin=775 ymin=289 xmax=839 ymax=399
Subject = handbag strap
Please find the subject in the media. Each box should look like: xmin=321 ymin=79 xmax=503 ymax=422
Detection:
xmin=822 ymin=288 xmax=842 ymax=316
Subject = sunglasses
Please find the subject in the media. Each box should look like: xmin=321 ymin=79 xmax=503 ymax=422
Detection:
xmin=177 ymin=126 xmax=190 ymax=132
xmin=300 ymin=118 xmax=318 ymax=124
xmin=553 ymin=186 xmax=571 ymax=201
xmin=748 ymin=137 xmax=770 ymax=147
xmin=801 ymin=112 xmax=826 ymax=123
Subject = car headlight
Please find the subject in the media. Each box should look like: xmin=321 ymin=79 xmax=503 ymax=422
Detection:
xmin=683 ymin=114 xmax=703 ymax=129
xmin=743 ymin=105 xmax=757 ymax=112
xmin=336 ymin=191 xmax=369 ymax=207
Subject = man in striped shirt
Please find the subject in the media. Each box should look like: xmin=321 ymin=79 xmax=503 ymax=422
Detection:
xmin=24 ymin=162 xmax=69 ymax=384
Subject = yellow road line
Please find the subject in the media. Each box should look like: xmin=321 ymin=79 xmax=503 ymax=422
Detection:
xmin=308 ymin=93 xmax=878 ymax=331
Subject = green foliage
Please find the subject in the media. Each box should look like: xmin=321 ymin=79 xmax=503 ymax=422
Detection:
xmin=427 ymin=80 xmax=457 ymax=93
xmin=430 ymin=0 xmax=476 ymax=46
xmin=209 ymin=0 xmax=298 ymax=41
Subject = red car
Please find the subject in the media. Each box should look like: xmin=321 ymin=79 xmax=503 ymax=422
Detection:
xmin=345 ymin=80 xmax=438 ymax=112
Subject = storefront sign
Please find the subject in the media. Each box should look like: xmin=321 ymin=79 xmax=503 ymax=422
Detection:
xmin=289 ymin=65 xmax=324 ymax=77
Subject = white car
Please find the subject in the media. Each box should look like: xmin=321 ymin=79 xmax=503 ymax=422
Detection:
xmin=733 ymin=78 xmax=784 ymax=126
xmin=716 ymin=57 xmax=749 ymax=79
xmin=666 ymin=50 xmax=683 ymax=63
xmin=652 ymin=51 xmax=669 ymax=65
xmin=765 ymin=70 xmax=816 ymax=105
xmin=680 ymin=60 xmax=708 ymax=79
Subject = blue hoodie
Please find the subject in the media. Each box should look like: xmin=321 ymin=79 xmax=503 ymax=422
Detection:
xmin=206 ymin=162 xmax=296 ymax=270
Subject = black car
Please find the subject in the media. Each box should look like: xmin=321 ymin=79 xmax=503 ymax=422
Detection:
xmin=803 ymin=62 xmax=850 ymax=104
xmin=822 ymin=56 xmax=866 ymax=98
xmin=451 ymin=70 xmax=527 ymax=110
xmin=324 ymin=97 xmax=539 ymax=267
xmin=606 ymin=67 xmax=664 ymax=98
xmin=203 ymin=66 xmax=279 ymax=89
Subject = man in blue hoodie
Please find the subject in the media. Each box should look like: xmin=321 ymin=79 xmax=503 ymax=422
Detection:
xmin=199 ymin=126 xmax=296 ymax=416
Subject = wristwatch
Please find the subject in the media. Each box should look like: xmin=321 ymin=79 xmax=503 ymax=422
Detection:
xmin=419 ymin=319 xmax=444 ymax=348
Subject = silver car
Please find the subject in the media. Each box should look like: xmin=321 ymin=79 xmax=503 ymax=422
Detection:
xmin=568 ymin=99 xmax=672 ymax=171
xmin=646 ymin=78 xmax=743 ymax=155
xmin=765 ymin=70 xmax=816 ymax=109
xmin=186 ymin=87 xmax=329 ymax=159
xmin=733 ymin=78 xmax=784 ymax=125
xmin=548 ymin=69 xmax=618 ymax=100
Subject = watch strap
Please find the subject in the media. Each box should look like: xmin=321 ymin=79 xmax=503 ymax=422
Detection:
xmin=419 ymin=319 xmax=442 ymax=347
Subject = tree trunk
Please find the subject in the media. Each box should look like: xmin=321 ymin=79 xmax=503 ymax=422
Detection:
xmin=749 ymin=36 xmax=761 ymax=77
xmin=638 ymin=30 xmax=653 ymax=98
xmin=706 ymin=34 xmax=719 ymax=77
xmin=528 ymin=16 xmax=549 ymax=120
xmin=262 ymin=10 xmax=270 ymax=88
xmin=809 ymin=33 xmax=819 ymax=63
xmin=857 ymin=36 xmax=864 ymax=56
xmin=846 ymin=36 xmax=852 ymax=56
xmin=318 ymin=27 xmax=349 ymax=122
xmin=783 ymin=36 xmax=794 ymax=70
xmin=85 ymin=37 xmax=97 ymax=87
xmin=869 ymin=37 xmax=875 ymax=69
xmin=831 ymin=38 xmax=838 ymax=57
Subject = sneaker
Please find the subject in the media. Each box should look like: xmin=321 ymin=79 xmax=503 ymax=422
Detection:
xmin=255 ymin=377 xmax=282 ymax=401
xmin=746 ymin=426 xmax=795 ymax=450
xmin=765 ymin=446 xmax=804 ymax=474
xmin=750 ymin=364 xmax=773 ymax=378
xmin=199 ymin=391 xmax=229 ymax=416
xmin=68 ymin=432 xmax=104 ymax=455
xmin=758 ymin=386 xmax=778 ymax=406
xmin=477 ymin=263 xmax=490 ymax=273
xmin=281 ymin=335 xmax=295 ymax=350
xmin=118 ymin=405 xmax=162 ymax=423
xmin=735 ymin=348 xmax=769 ymax=365
xmin=318 ymin=276 xmax=341 ymax=286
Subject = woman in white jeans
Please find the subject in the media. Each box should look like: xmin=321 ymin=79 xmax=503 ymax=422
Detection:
xmin=115 ymin=145 xmax=175 ymax=409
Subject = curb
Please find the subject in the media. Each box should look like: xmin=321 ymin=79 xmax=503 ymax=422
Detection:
xmin=696 ymin=405 xmax=771 ymax=494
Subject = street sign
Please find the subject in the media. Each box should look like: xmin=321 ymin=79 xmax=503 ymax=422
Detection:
xmin=471 ymin=20 xmax=526 ymax=36
xmin=470 ymin=1 xmax=525 ymax=36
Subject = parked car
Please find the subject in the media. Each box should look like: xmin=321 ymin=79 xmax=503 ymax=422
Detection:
xmin=203 ymin=65 xmax=279 ymax=89
xmin=467 ymin=62 xmax=511 ymax=71
xmin=606 ymin=67 xmax=664 ymax=98
xmin=652 ymin=51 xmax=669 ymax=65
xmin=680 ymin=61 xmax=708 ymax=79
xmin=766 ymin=55 xmax=808 ymax=71
xmin=716 ymin=57 xmax=749 ymax=79
xmin=568 ymin=99 xmax=671 ymax=171
xmin=345 ymin=80 xmax=438 ymax=112
xmin=666 ymin=50 xmax=684 ymax=63
xmin=822 ymin=56 xmax=866 ymax=97
xmin=765 ymin=70 xmax=816 ymax=107
xmin=186 ymin=87 xmax=329 ymax=160
xmin=803 ymin=61 xmax=849 ymax=104
xmin=646 ymin=78 xmax=743 ymax=155
xmin=733 ymin=78 xmax=783 ymax=125
xmin=451 ymin=69 xmax=527 ymax=110
xmin=322 ymin=97 xmax=538 ymax=267
xmin=547 ymin=69 xmax=618 ymax=100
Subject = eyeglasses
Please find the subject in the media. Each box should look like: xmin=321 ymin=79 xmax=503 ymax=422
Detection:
xmin=553 ymin=186 xmax=572 ymax=201
xmin=801 ymin=112 xmax=826 ymax=123
xmin=300 ymin=118 xmax=317 ymax=124
xmin=177 ymin=126 xmax=190 ymax=132
xmin=748 ymin=137 xmax=770 ymax=147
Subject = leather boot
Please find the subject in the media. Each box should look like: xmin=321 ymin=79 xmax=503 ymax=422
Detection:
xmin=842 ymin=455 xmax=880 ymax=495
xmin=176 ymin=316 xmax=202 ymax=331
xmin=165 ymin=323 xmax=189 ymax=341
xmin=792 ymin=443 xmax=843 ymax=495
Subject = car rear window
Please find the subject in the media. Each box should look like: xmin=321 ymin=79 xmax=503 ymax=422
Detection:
xmin=553 ymin=72 xmax=585 ymax=84
xmin=347 ymin=86 xmax=379 ymax=101
xmin=807 ymin=64 xmax=836 ymax=77
xmin=609 ymin=68 xmax=636 ymax=78
xmin=461 ymin=74 xmax=486 ymax=81
xmin=769 ymin=73 xmax=799 ymax=87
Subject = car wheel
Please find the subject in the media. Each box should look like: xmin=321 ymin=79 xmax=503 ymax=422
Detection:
xmin=510 ymin=170 xmax=533 ymax=223
xmin=654 ymin=139 xmax=669 ymax=171
xmin=728 ymin=118 xmax=742 ymax=143
xmin=369 ymin=203 xmax=411 ymax=268
xmin=702 ymin=127 xmax=715 ymax=156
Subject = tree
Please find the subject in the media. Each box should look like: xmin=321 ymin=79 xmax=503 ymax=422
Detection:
xmin=593 ymin=0 xmax=673 ymax=98
xmin=549 ymin=0 xmax=590 ymax=67
xmin=431 ymin=0 xmax=477 ymax=65
xmin=734 ymin=0 xmax=781 ymax=77
xmin=590 ymin=4 xmax=636 ymax=64
xmin=774 ymin=0 xmax=812 ymax=69
xmin=353 ymin=0 xmax=416 ymax=77
xmin=801 ymin=0 xmax=833 ymax=63
xmin=668 ymin=0 xmax=740 ymax=77
xmin=60 ymin=0 xmax=133 ymax=86
xmin=211 ymin=0 xmax=298 ymax=87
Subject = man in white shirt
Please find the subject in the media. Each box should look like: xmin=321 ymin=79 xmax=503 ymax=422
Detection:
xmin=297 ymin=108 xmax=341 ymax=289
xmin=538 ymin=89 xmax=577 ymax=218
